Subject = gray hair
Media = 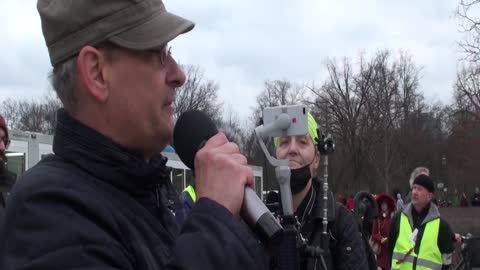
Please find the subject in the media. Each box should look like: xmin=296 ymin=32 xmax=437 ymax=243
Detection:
xmin=409 ymin=166 xmax=430 ymax=188
xmin=49 ymin=56 xmax=79 ymax=112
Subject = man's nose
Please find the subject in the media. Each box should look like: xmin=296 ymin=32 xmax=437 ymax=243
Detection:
xmin=287 ymin=140 xmax=299 ymax=154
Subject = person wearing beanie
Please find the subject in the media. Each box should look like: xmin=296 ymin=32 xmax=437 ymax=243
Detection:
xmin=0 ymin=1 xmax=265 ymax=270
xmin=271 ymin=112 xmax=370 ymax=270
xmin=404 ymin=166 xmax=430 ymax=204
xmin=388 ymin=174 xmax=460 ymax=270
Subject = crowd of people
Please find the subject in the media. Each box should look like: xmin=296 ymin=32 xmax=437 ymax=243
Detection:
xmin=0 ymin=1 xmax=473 ymax=270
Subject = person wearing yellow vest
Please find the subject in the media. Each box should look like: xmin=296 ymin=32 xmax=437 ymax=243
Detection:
xmin=176 ymin=184 xmax=197 ymax=226
xmin=388 ymin=174 xmax=458 ymax=270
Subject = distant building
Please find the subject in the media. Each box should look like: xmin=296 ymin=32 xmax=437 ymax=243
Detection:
xmin=6 ymin=131 xmax=264 ymax=200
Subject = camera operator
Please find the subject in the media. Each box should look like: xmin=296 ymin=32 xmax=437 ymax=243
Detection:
xmin=270 ymin=112 xmax=368 ymax=270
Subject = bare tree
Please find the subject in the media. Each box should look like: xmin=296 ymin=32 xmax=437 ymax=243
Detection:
xmin=304 ymin=50 xmax=429 ymax=194
xmin=364 ymin=50 xmax=425 ymax=192
xmin=307 ymin=56 xmax=372 ymax=191
xmin=0 ymin=93 xmax=62 ymax=134
xmin=174 ymin=65 xmax=223 ymax=124
xmin=454 ymin=64 xmax=480 ymax=119
xmin=456 ymin=0 xmax=480 ymax=63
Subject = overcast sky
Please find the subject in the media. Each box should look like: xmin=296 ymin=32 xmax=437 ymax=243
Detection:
xmin=0 ymin=0 xmax=466 ymax=120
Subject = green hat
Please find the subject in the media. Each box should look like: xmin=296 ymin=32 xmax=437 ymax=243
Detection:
xmin=274 ymin=112 xmax=319 ymax=148
xmin=37 ymin=0 xmax=195 ymax=66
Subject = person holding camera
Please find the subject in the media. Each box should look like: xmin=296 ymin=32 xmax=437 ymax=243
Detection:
xmin=270 ymin=112 xmax=369 ymax=270
xmin=0 ymin=1 xmax=267 ymax=269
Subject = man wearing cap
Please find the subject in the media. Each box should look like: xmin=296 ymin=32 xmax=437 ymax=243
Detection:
xmin=388 ymin=174 xmax=457 ymax=270
xmin=0 ymin=1 xmax=265 ymax=269
xmin=0 ymin=114 xmax=16 ymax=208
xmin=271 ymin=112 xmax=369 ymax=270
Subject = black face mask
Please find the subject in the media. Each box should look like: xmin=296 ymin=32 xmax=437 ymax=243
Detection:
xmin=290 ymin=164 xmax=312 ymax=195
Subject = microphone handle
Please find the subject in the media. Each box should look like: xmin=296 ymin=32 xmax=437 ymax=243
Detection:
xmin=242 ymin=187 xmax=283 ymax=248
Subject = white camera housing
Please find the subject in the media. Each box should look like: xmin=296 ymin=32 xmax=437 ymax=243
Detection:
xmin=261 ymin=104 xmax=308 ymax=138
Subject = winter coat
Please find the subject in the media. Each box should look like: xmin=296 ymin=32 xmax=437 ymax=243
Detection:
xmin=0 ymin=109 xmax=266 ymax=270
xmin=271 ymin=181 xmax=369 ymax=270
xmin=372 ymin=193 xmax=396 ymax=270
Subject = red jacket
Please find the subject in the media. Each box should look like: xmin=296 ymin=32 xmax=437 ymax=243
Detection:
xmin=346 ymin=198 xmax=354 ymax=211
xmin=372 ymin=193 xmax=395 ymax=270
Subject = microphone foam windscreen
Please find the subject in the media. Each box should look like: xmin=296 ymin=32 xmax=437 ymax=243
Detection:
xmin=173 ymin=110 xmax=218 ymax=171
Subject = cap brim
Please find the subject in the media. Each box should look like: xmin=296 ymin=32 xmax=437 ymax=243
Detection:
xmin=109 ymin=11 xmax=194 ymax=50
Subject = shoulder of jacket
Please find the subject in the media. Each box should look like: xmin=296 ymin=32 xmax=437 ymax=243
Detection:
xmin=15 ymin=155 xmax=97 ymax=197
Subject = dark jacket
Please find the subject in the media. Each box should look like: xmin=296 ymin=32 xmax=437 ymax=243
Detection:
xmin=0 ymin=170 xmax=16 ymax=208
xmin=388 ymin=202 xmax=456 ymax=270
xmin=272 ymin=181 xmax=369 ymax=270
xmin=0 ymin=109 xmax=266 ymax=270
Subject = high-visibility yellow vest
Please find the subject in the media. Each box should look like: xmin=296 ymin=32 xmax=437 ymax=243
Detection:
xmin=184 ymin=185 xmax=197 ymax=203
xmin=391 ymin=213 xmax=442 ymax=270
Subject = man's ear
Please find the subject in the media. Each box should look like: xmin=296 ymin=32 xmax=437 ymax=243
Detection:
xmin=76 ymin=46 xmax=111 ymax=103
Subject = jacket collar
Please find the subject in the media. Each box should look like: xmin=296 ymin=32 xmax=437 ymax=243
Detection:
xmin=52 ymin=109 xmax=172 ymax=195
xmin=402 ymin=202 xmax=440 ymax=228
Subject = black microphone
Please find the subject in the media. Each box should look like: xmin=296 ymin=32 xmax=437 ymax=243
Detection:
xmin=173 ymin=110 xmax=283 ymax=247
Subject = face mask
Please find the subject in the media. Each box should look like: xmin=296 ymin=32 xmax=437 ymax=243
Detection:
xmin=290 ymin=164 xmax=312 ymax=195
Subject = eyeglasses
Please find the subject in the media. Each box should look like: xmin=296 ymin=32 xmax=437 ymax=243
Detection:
xmin=1 ymin=136 xmax=10 ymax=149
xmin=96 ymin=42 xmax=172 ymax=66
xmin=161 ymin=46 xmax=172 ymax=66
xmin=149 ymin=45 xmax=172 ymax=66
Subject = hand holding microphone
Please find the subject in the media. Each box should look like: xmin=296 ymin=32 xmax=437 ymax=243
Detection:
xmin=194 ymin=132 xmax=254 ymax=216
xmin=174 ymin=110 xmax=283 ymax=248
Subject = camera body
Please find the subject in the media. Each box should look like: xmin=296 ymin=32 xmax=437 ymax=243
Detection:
xmin=262 ymin=105 xmax=308 ymax=138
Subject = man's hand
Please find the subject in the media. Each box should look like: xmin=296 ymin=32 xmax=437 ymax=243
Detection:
xmin=194 ymin=133 xmax=254 ymax=216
